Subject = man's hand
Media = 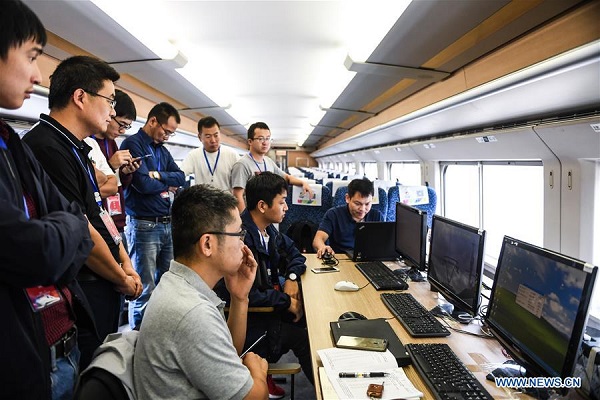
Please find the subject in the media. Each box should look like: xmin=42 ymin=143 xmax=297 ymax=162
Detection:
xmin=316 ymin=245 xmax=335 ymax=259
xmin=121 ymin=159 xmax=140 ymax=175
xmin=301 ymin=181 xmax=314 ymax=198
xmin=108 ymin=150 xmax=132 ymax=170
xmin=288 ymin=297 xmax=304 ymax=322
xmin=121 ymin=259 xmax=142 ymax=298
xmin=283 ymin=279 xmax=300 ymax=300
xmin=114 ymin=275 xmax=138 ymax=297
xmin=224 ymin=245 xmax=257 ymax=301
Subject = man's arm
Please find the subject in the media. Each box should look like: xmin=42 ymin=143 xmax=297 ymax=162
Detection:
xmin=313 ymin=230 xmax=334 ymax=258
xmin=285 ymin=173 xmax=314 ymax=198
xmin=85 ymin=221 xmax=137 ymax=296
xmin=242 ymin=353 xmax=269 ymax=400
xmin=94 ymin=166 xmax=118 ymax=198
xmin=225 ymin=245 xmax=257 ymax=354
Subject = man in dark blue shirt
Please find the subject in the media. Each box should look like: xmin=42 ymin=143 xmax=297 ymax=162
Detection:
xmin=120 ymin=102 xmax=185 ymax=330
xmin=313 ymin=178 xmax=383 ymax=257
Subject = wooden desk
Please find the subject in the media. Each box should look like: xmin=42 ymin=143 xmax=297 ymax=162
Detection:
xmin=301 ymin=254 xmax=513 ymax=399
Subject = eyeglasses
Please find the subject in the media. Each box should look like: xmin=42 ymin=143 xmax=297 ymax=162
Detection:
xmin=204 ymin=229 xmax=247 ymax=241
xmin=252 ymin=137 xmax=272 ymax=143
xmin=85 ymin=90 xmax=116 ymax=108
xmin=155 ymin=118 xmax=176 ymax=137
xmin=111 ymin=116 xmax=132 ymax=131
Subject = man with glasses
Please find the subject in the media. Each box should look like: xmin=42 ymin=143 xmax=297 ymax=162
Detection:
xmin=23 ymin=55 xmax=143 ymax=370
xmin=232 ymin=121 xmax=313 ymax=212
xmin=134 ymin=184 xmax=268 ymax=399
xmin=89 ymin=89 xmax=140 ymax=249
xmin=215 ymin=172 xmax=314 ymax=398
xmin=119 ymin=102 xmax=186 ymax=330
xmin=182 ymin=116 xmax=240 ymax=192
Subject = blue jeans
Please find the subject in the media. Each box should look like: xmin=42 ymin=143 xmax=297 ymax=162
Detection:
xmin=50 ymin=344 xmax=80 ymax=400
xmin=126 ymin=217 xmax=173 ymax=329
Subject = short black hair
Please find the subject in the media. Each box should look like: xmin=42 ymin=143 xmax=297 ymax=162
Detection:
xmin=348 ymin=178 xmax=374 ymax=198
xmin=245 ymin=172 xmax=288 ymax=211
xmin=0 ymin=0 xmax=47 ymax=61
xmin=172 ymin=185 xmax=238 ymax=259
xmin=48 ymin=55 xmax=120 ymax=110
xmin=114 ymin=89 xmax=136 ymax=120
xmin=197 ymin=116 xmax=220 ymax=133
xmin=148 ymin=102 xmax=181 ymax=125
xmin=247 ymin=122 xmax=270 ymax=140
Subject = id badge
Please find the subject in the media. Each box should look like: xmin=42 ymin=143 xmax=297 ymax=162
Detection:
xmin=99 ymin=208 xmax=122 ymax=245
xmin=160 ymin=191 xmax=169 ymax=199
xmin=25 ymin=285 xmax=63 ymax=312
xmin=106 ymin=193 xmax=122 ymax=216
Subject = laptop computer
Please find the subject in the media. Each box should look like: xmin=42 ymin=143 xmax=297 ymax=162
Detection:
xmin=350 ymin=221 xmax=399 ymax=262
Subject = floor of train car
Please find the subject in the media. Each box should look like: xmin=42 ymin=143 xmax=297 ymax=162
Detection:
xmin=118 ymin=312 xmax=317 ymax=400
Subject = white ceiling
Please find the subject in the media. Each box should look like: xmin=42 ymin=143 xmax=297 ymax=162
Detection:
xmin=20 ymin=0 xmax=597 ymax=154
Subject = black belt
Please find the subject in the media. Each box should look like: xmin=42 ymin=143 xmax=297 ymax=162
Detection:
xmin=134 ymin=215 xmax=171 ymax=224
xmin=50 ymin=326 xmax=77 ymax=359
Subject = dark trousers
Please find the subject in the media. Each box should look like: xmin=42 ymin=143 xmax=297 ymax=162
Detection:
xmin=77 ymin=279 xmax=123 ymax=369
xmin=247 ymin=315 xmax=314 ymax=384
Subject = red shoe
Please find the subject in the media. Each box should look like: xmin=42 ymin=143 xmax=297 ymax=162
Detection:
xmin=267 ymin=374 xmax=285 ymax=399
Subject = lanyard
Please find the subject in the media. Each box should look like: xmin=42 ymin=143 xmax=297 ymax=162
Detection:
xmin=72 ymin=147 xmax=102 ymax=207
xmin=0 ymin=135 xmax=6 ymax=150
xmin=203 ymin=148 xmax=220 ymax=176
xmin=248 ymin=153 xmax=267 ymax=173
xmin=149 ymin=144 xmax=161 ymax=170
xmin=0 ymin=133 xmax=32 ymax=217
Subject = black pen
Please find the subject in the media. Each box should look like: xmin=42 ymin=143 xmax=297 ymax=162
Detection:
xmin=240 ymin=331 xmax=267 ymax=358
xmin=339 ymin=372 xmax=388 ymax=378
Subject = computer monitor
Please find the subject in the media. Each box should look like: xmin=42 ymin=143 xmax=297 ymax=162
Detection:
xmin=427 ymin=215 xmax=486 ymax=319
xmin=394 ymin=202 xmax=427 ymax=271
xmin=486 ymin=236 xmax=597 ymax=379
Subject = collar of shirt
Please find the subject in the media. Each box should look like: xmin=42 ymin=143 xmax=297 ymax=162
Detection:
xmin=39 ymin=114 xmax=87 ymax=153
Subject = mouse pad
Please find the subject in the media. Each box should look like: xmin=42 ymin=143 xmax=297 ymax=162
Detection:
xmin=330 ymin=318 xmax=411 ymax=367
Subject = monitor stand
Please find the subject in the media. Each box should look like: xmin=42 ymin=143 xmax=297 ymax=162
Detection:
xmin=407 ymin=266 xmax=426 ymax=282
xmin=429 ymin=296 xmax=472 ymax=324
xmin=485 ymin=361 xmax=553 ymax=400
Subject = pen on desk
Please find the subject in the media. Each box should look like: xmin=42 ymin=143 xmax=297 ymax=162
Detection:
xmin=339 ymin=372 xmax=388 ymax=378
xmin=240 ymin=331 xmax=267 ymax=359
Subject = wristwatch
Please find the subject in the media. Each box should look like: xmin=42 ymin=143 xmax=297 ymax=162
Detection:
xmin=287 ymin=272 xmax=298 ymax=282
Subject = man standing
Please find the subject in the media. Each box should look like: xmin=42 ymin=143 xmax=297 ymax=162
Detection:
xmin=182 ymin=116 xmax=239 ymax=191
xmin=231 ymin=121 xmax=313 ymax=212
xmin=23 ymin=55 xmax=142 ymax=370
xmin=215 ymin=172 xmax=314 ymax=398
xmin=134 ymin=185 xmax=268 ymax=399
xmin=90 ymin=89 xmax=140 ymax=248
xmin=120 ymin=102 xmax=186 ymax=330
xmin=313 ymin=178 xmax=384 ymax=257
xmin=0 ymin=2 xmax=96 ymax=398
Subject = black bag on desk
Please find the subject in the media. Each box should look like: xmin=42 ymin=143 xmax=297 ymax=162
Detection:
xmin=330 ymin=318 xmax=411 ymax=367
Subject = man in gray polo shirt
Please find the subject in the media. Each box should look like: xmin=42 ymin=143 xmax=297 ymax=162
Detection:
xmin=134 ymin=185 xmax=268 ymax=399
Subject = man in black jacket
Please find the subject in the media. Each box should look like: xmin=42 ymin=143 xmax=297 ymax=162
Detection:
xmin=0 ymin=1 xmax=96 ymax=398
xmin=215 ymin=172 xmax=313 ymax=398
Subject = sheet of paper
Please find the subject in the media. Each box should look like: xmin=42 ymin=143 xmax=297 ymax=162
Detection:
xmin=317 ymin=348 xmax=423 ymax=399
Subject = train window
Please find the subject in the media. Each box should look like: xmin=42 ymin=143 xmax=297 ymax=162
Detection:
xmin=442 ymin=162 xmax=543 ymax=267
xmin=347 ymin=162 xmax=356 ymax=175
xmin=389 ymin=162 xmax=421 ymax=185
xmin=363 ymin=162 xmax=378 ymax=180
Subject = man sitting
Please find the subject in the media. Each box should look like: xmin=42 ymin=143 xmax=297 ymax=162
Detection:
xmin=215 ymin=172 xmax=314 ymax=398
xmin=134 ymin=185 xmax=268 ymax=399
xmin=313 ymin=178 xmax=383 ymax=257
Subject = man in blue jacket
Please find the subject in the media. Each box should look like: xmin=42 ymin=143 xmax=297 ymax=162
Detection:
xmin=0 ymin=1 xmax=95 ymax=398
xmin=215 ymin=172 xmax=313 ymax=398
xmin=119 ymin=102 xmax=186 ymax=329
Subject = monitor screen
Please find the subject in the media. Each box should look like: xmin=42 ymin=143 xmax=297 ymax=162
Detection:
xmin=394 ymin=202 xmax=427 ymax=271
xmin=427 ymin=215 xmax=486 ymax=317
xmin=486 ymin=236 xmax=597 ymax=378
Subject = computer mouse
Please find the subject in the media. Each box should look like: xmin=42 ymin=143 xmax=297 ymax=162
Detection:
xmin=338 ymin=311 xmax=367 ymax=321
xmin=334 ymin=281 xmax=359 ymax=292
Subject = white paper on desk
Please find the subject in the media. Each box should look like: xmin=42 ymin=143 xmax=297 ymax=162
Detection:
xmin=317 ymin=348 xmax=423 ymax=399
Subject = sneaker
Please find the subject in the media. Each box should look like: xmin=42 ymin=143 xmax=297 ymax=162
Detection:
xmin=267 ymin=374 xmax=285 ymax=399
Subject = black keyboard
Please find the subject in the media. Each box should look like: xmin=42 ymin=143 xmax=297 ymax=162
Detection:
xmin=381 ymin=293 xmax=450 ymax=337
xmin=355 ymin=261 xmax=408 ymax=290
xmin=406 ymin=343 xmax=493 ymax=400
